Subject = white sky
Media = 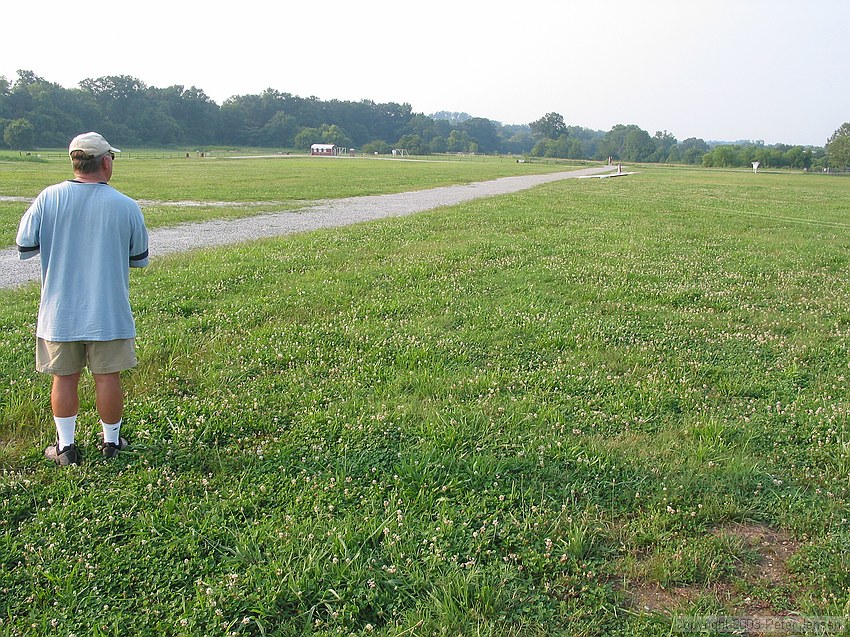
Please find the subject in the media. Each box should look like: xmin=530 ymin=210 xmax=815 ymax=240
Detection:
xmin=4 ymin=0 xmax=848 ymax=146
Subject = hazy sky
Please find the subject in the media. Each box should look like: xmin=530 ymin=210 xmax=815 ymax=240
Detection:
xmin=4 ymin=0 xmax=848 ymax=146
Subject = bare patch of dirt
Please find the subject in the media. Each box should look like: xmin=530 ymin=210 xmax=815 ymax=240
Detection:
xmin=627 ymin=580 xmax=737 ymax=614
xmin=621 ymin=523 xmax=804 ymax=636
xmin=713 ymin=523 xmax=800 ymax=587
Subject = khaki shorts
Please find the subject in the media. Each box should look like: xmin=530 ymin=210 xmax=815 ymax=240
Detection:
xmin=36 ymin=338 xmax=137 ymax=375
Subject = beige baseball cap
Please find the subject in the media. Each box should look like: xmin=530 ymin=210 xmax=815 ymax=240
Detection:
xmin=68 ymin=132 xmax=121 ymax=157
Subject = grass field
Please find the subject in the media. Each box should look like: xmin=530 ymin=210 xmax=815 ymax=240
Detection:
xmin=0 ymin=153 xmax=572 ymax=247
xmin=1 ymin=163 xmax=849 ymax=636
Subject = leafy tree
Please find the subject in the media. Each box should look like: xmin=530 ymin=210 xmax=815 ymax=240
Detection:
xmin=529 ymin=139 xmax=548 ymax=157
xmin=651 ymin=130 xmax=677 ymax=162
xmin=4 ymin=118 xmax=35 ymax=149
xmin=429 ymin=135 xmax=447 ymax=153
xmin=736 ymin=145 xmax=756 ymax=167
xmin=430 ymin=111 xmax=472 ymax=125
xmin=624 ymin=127 xmax=654 ymax=162
xmin=528 ymin=124 xmax=602 ymax=160
xmin=827 ymin=122 xmax=850 ymax=170
xmin=139 ymin=105 xmax=183 ymax=145
xmin=809 ymin=146 xmax=828 ymax=171
xmin=321 ymin=124 xmax=352 ymax=147
xmin=4 ymin=75 xmax=88 ymax=146
xmin=144 ymin=85 xmax=219 ymax=145
xmin=682 ymin=147 xmax=702 ymax=164
xmin=13 ymin=70 xmax=47 ymax=90
xmin=446 ymin=129 xmax=471 ymax=153
xmin=78 ymin=75 xmax=149 ymax=144
xmin=0 ymin=69 xmax=829 ymax=160
xmin=361 ymin=140 xmax=391 ymax=154
xmin=566 ymin=126 xmax=603 ymax=159
xmin=261 ymin=111 xmax=297 ymax=147
xmin=218 ymin=93 xmax=266 ymax=143
xmin=374 ymin=102 xmax=413 ymax=145
xmin=599 ymin=124 xmax=654 ymax=162
xmin=499 ymin=126 xmax=534 ymax=155
xmin=697 ymin=141 xmax=816 ymax=170
xmin=784 ymin=146 xmax=812 ymax=170
xmin=567 ymin=138 xmax=585 ymax=159
xmin=529 ymin=136 xmax=566 ymax=158
xmin=702 ymin=145 xmax=737 ymax=167
xmin=294 ymin=127 xmax=321 ymax=150
xmin=80 ymin=75 xmax=145 ymax=100
xmin=461 ymin=117 xmax=499 ymax=154
xmin=678 ymin=138 xmax=709 ymax=164
xmin=666 ymin=144 xmax=682 ymax=163
xmin=217 ymin=101 xmax=252 ymax=145
xmin=530 ymin=112 xmax=567 ymax=140
xmin=396 ymin=134 xmax=425 ymax=155
xmin=406 ymin=114 xmax=438 ymax=141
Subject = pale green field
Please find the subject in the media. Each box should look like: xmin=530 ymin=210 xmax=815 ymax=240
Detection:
xmin=0 ymin=153 xmax=574 ymax=246
xmin=0 ymin=164 xmax=848 ymax=636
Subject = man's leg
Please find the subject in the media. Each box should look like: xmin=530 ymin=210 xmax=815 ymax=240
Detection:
xmin=93 ymin=372 xmax=125 ymax=451
xmin=93 ymin=372 xmax=123 ymax=425
xmin=89 ymin=341 xmax=135 ymax=454
xmin=52 ymin=372 xmax=82 ymax=418
xmin=51 ymin=372 xmax=81 ymax=452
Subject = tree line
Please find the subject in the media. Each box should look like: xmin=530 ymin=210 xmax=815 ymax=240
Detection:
xmin=1 ymin=70 xmax=844 ymax=170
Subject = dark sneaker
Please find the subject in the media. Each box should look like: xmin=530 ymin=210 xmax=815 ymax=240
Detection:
xmin=98 ymin=432 xmax=129 ymax=459
xmin=45 ymin=443 xmax=80 ymax=466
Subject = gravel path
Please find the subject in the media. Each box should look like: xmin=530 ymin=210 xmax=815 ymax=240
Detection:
xmin=1 ymin=165 xmax=614 ymax=290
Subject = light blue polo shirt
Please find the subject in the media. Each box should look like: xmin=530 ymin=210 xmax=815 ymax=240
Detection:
xmin=16 ymin=180 xmax=149 ymax=342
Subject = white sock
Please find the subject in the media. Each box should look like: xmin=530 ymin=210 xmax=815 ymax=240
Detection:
xmin=54 ymin=415 xmax=77 ymax=450
xmin=101 ymin=419 xmax=122 ymax=445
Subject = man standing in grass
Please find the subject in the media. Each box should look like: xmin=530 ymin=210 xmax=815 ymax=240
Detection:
xmin=16 ymin=132 xmax=149 ymax=466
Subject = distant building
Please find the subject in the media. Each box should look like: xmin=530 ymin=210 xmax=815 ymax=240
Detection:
xmin=311 ymin=143 xmax=337 ymax=156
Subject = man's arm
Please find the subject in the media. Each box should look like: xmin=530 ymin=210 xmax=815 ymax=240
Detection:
xmin=16 ymin=203 xmax=41 ymax=261
xmin=129 ymin=205 xmax=149 ymax=268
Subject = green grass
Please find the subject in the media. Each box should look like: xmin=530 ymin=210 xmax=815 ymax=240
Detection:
xmin=1 ymin=166 xmax=849 ymax=635
xmin=0 ymin=153 xmax=572 ymax=246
